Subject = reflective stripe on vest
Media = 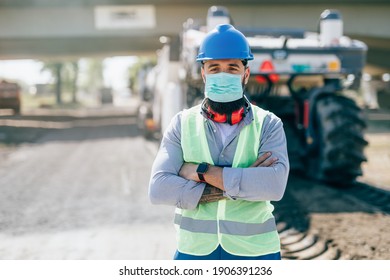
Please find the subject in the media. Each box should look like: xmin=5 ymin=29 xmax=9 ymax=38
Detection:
xmin=175 ymin=213 xmax=277 ymax=236
xmin=177 ymin=104 xmax=281 ymax=256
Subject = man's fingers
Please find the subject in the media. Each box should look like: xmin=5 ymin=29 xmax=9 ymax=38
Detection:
xmin=258 ymin=156 xmax=278 ymax=167
xmin=250 ymin=152 xmax=272 ymax=167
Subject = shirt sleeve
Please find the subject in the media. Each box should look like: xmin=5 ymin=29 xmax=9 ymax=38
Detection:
xmin=148 ymin=112 xmax=205 ymax=210
xmin=222 ymin=113 xmax=290 ymax=201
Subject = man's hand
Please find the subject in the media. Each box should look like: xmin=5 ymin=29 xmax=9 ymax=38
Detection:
xmin=250 ymin=152 xmax=278 ymax=167
xmin=199 ymin=184 xmax=225 ymax=204
xmin=179 ymin=163 xmax=225 ymax=204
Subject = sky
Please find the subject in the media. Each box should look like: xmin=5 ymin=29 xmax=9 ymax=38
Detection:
xmin=102 ymin=56 xmax=137 ymax=91
xmin=0 ymin=56 xmax=137 ymax=92
xmin=0 ymin=59 xmax=52 ymax=86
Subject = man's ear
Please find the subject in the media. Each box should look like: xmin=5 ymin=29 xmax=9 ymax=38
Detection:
xmin=201 ymin=67 xmax=206 ymax=83
xmin=244 ymin=67 xmax=250 ymax=84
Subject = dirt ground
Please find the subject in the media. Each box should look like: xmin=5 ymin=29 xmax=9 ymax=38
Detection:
xmin=288 ymin=172 xmax=390 ymax=260
xmin=307 ymin=109 xmax=390 ymax=260
xmin=359 ymin=112 xmax=390 ymax=191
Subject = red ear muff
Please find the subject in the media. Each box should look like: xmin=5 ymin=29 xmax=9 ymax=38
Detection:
xmin=202 ymin=103 xmax=245 ymax=125
xmin=230 ymin=107 xmax=245 ymax=125
xmin=208 ymin=107 xmax=227 ymax=123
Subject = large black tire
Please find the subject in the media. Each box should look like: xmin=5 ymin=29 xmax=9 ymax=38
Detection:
xmin=307 ymin=94 xmax=368 ymax=185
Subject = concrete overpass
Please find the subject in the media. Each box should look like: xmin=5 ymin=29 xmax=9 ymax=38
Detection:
xmin=0 ymin=0 xmax=389 ymax=71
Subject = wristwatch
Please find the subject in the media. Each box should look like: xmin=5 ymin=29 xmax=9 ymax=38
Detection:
xmin=196 ymin=162 xmax=209 ymax=182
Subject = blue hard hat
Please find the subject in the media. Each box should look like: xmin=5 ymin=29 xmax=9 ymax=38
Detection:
xmin=196 ymin=24 xmax=254 ymax=62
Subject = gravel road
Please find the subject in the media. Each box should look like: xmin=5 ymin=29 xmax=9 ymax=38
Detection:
xmin=0 ymin=107 xmax=176 ymax=259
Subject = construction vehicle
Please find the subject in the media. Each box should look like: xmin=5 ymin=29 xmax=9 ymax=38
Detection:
xmin=138 ymin=6 xmax=368 ymax=185
xmin=0 ymin=79 xmax=21 ymax=114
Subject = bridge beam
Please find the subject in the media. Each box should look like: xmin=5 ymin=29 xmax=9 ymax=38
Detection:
xmin=0 ymin=3 xmax=389 ymax=69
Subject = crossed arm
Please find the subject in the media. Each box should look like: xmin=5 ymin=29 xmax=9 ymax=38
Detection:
xmin=179 ymin=152 xmax=278 ymax=204
xmin=179 ymin=152 xmax=278 ymax=191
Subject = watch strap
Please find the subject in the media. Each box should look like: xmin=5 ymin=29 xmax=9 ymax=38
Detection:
xmin=196 ymin=162 xmax=209 ymax=182
xmin=198 ymin=173 xmax=206 ymax=182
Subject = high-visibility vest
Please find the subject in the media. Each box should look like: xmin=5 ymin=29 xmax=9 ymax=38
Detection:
xmin=176 ymin=104 xmax=280 ymax=256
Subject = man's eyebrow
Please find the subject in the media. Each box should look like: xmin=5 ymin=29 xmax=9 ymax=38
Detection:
xmin=206 ymin=63 xmax=220 ymax=68
xmin=206 ymin=63 xmax=240 ymax=68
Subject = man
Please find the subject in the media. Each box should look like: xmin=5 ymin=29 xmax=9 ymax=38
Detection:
xmin=149 ymin=24 xmax=289 ymax=260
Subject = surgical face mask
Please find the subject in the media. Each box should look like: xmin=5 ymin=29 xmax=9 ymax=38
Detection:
xmin=204 ymin=72 xmax=244 ymax=103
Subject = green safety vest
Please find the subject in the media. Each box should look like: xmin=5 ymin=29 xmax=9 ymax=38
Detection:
xmin=176 ymin=104 xmax=280 ymax=256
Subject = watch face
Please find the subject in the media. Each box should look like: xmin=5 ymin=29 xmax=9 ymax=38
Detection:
xmin=197 ymin=163 xmax=209 ymax=174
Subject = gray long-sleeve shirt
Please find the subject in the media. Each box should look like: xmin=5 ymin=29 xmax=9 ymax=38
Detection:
xmin=149 ymin=104 xmax=289 ymax=210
